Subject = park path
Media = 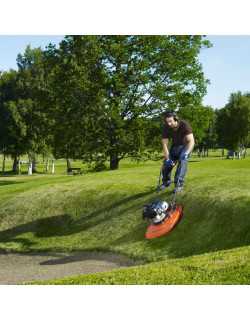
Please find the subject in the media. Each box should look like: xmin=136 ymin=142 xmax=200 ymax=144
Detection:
xmin=0 ymin=251 xmax=136 ymax=284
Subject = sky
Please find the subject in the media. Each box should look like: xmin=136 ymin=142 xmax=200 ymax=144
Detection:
xmin=1 ymin=35 xmax=250 ymax=109
xmin=199 ymin=35 xmax=250 ymax=109
xmin=0 ymin=35 xmax=63 ymax=69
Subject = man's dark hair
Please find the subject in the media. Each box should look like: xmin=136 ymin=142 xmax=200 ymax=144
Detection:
xmin=162 ymin=110 xmax=178 ymax=121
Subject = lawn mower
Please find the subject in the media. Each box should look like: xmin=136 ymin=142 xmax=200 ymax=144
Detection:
xmin=142 ymin=165 xmax=184 ymax=239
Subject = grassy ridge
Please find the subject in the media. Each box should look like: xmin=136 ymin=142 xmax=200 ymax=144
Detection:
xmin=1 ymin=156 xmax=250 ymax=283
xmin=36 ymin=246 xmax=250 ymax=284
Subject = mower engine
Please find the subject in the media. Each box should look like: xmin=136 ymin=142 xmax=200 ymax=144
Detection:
xmin=143 ymin=200 xmax=170 ymax=225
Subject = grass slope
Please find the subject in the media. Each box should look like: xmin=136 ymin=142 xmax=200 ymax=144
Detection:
xmin=1 ymin=156 xmax=250 ymax=283
xmin=35 ymin=246 xmax=250 ymax=284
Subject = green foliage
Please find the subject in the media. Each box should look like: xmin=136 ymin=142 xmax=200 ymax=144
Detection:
xmin=0 ymin=46 xmax=53 ymax=171
xmin=44 ymin=35 xmax=210 ymax=169
xmin=0 ymin=71 xmax=28 ymax=159
xmin=99 ymin=35 xmax=210 ymax=168
xmin=216 ymin=91 xmax=250 ymax=149
xmin=178 ymin=104 xmax=217 ymax=147
xmin=43 ymin=36 xmax=105 ymax=162
xmin=16 ymin=46 xmax=53 ymax=156
xmin=1 ymin=36 xmax=211 ymax=171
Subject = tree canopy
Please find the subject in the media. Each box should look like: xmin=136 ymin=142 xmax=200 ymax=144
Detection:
xmin=1 ymin=35 xmax=212 ymax=171
xmin=43 ymin=35 xmax=210 ymax=169
xmin=216 ymin=91 xmax=250 ymax=150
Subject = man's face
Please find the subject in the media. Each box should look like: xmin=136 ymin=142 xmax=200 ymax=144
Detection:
xmin=165 ymin=116 xmax=178 ymax=128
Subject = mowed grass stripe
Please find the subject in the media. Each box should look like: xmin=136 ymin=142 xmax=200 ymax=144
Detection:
xmin=1 ymin=157 xmax=250 ymax=283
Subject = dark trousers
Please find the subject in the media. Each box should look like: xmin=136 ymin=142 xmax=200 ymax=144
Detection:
xmin=162 ymin=145 xmax=189 ymax=186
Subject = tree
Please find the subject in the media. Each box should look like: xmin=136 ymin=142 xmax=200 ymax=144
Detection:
xmin=43 ymin=37 xmax=106 ymax=171
xmin=0 ymin=46 xmax=53 ymax=173
xmin=178 ymin=104 xmax=216 ymax=155
xmin=0 ymin=70 xmax=29 ymax=173
xmin=46 ymin=35 xmax=210 ymax=170
xmin=16 ymin=45 xmax=53 ymax=172
xmin=99 ymin=35 xmax=210 ymax=169
xmin=216 ymin=92 xmax=250 ymax=150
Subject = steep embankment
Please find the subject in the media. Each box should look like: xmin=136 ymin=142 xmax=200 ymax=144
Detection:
xmin=1 ymin=157 xmax=250 ymax=283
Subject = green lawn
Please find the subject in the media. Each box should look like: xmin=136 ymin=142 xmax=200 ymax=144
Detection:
xmin=37 ymin=246 xmax=250 ymax=285
xmin=1 ymin=155 xmax=250 ymax=284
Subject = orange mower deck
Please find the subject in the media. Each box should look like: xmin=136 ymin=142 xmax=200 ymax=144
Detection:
xmin=145 ymin=204 xmax=183 ymax=239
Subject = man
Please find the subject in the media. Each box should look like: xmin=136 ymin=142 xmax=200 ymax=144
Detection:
xmin=160 ymin=110 xmax=195 ymax=193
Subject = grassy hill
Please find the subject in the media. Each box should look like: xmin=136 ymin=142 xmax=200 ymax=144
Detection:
xmin=1 ymin=154 xmax=250 ymax=284
xmin=37 ymin=246 xmax=250 ymax=284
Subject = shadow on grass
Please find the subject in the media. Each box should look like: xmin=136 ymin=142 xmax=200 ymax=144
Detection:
xmin=2 ymin=186 xmax=250 ymax=261
xmin=112 ymin=223 xmax=147 ymax=246
xmin=39 ymin=251 xmax=136 ymax=266
xmin=0 ymin=171 xmax=17 ymax=177
xmin=0 ymin=180 xmax=25 ymax=186
xmin=188 ymin=159 xmax=203 ymax=163
xmin=0 ymin=188 xmax=157 ymax=247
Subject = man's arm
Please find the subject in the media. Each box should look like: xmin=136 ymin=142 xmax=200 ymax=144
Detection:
xmin=184 ymin=133 xmax=195 ymax=154
xmin=162 ymin=138 xmax=169 ymax=159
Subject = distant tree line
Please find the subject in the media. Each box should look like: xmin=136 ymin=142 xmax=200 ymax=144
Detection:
xmin=216 ymin=91 xmax=250 ymax=152
xmin=1 ymin=35 xmax=248 ymax=174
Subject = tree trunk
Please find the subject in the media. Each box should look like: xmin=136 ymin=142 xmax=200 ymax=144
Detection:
xmin=32 ymin=158 xmax=37 ymax=173
xmin=28 ymin=162 xmax=33 ymax=175
xmin=108 ymin=121 xmax=120 ymax=170
xmin=18 ymin=160 xmax=21 ymax=174
xmin=12 ymin=156 xmax=19 ymax=173
xmin=45 ymin=159 xmax=49 ymax=173
xmin=110 ymin=152 xmax=119 ymax=170
xmin=28 ymin=153 xmax=37 ymax=173
xmin=2 ymin=153 xmax=6 ymax=173
xmin=66 ymin=159 xmax=72 ymax=173
xmin=51 ymin=160 xmax=55 ymax=174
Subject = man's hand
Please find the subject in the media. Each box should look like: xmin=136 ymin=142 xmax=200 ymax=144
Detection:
xmin=164 ymin=159 xmax=175 ymax=167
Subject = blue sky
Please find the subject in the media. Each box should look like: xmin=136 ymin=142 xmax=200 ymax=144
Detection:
xmin=1 ymin=35 xmax=250 ymax=109
xmin=199 ymin=35 xmax=250 ymax=108
xmin=0 ymin=35 xmax=63 ymax=70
